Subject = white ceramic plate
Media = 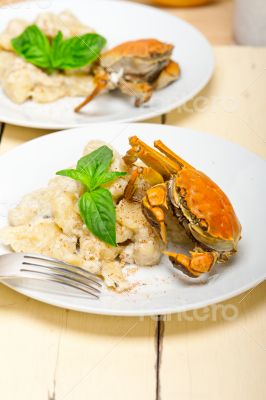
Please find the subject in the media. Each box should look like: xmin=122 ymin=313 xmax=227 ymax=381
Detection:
xmin=0 ymin=0 xmax=214 ymax=129
xmin=0 ymin=123 xmax=265 ymax=316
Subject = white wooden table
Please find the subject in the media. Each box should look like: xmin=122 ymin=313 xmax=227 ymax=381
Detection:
xmin=0 ymin=1 xmax=265 ymax=399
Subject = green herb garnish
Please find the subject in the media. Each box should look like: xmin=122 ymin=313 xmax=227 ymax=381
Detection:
xmin=56 ymin=146 xmax=127 ymax=246
xmin=11 ymin=25 xmax=106 ymax=73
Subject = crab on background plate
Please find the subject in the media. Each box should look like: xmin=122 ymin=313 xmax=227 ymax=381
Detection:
xmin=75 ymin=38 xmax=180 ymax=111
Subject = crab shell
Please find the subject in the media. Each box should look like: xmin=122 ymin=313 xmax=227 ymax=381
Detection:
xmin=100 ymin=38 xmax=174 ymax=75
xmin=168 ymin=169 xmax=242 ymax=253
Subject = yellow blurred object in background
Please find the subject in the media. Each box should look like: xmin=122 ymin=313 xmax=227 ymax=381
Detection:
xmin=151 ymin=0 xmax=212 ymax=6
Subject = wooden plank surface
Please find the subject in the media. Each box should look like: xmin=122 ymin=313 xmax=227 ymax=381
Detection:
xmin=0 ymin=284 xmax=157 ymax=400
xmin=161 ymin=282 xmax=266 ymax=400
xmin=160 ymin=45 xmax=266 ymax=400
xmin=0 ymin=0 xmax=234 ymax=45
xmin=134 ymin=0 xmax=234 ymax=44
xmin=167 ymin=46 xmax=266 ymax=158
xmin=0 ymin=1 xmax=265 ymax=398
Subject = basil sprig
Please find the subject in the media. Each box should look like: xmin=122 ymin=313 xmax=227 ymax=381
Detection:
xmin=56 ymin=146 xmax=127 ymax=246
xmin=11 ymin=25 xmax=106 ymax=72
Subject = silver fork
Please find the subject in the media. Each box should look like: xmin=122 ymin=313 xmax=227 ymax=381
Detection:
xmin=0 ymin=253 xmax=102 ymax=298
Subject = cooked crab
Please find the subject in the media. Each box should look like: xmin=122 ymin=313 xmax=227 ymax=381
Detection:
xmin=74 ymin=38 xmax=180 ymax=112
xmin=123 ymin=136 xmax=242 ymax=278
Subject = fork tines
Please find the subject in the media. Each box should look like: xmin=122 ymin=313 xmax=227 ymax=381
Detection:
xmin=21 ymin=254 xmax=102 ymax=298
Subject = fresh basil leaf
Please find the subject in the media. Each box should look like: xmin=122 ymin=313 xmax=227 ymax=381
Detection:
xmin=79 ymin=189 xmax=116 ymax=246
xmin=56 ymin=146 xmax=126 ymax=246
xmin=11 ymin=26 xmax=106 ymax=72
xmin=50 ymin=30 xmax=64 ymax=66
xmin=95 ymin=171 xmax=127 ymax=188
xmin=51 ymin=32 xmax=106 ymax=70
xmin=77 ymin=146 xmax=113 ymax=188
xmin=11 ymin=24 xmax=51 ymax=69
xmin=56 ymin=168 xmax=89 ymax=187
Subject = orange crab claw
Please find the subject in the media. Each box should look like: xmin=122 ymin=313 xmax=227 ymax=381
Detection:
xmin=154 ymin=140 xmax=193 ymax=169
xmin=164 ymin=250 xmax=218 ymax=277
xmin=124 ymin=168 xmax=139 ymax=200
xmin=142 ymin=183 xmax=169 ymax=244
xmin=123 ymin=136 xmax=181 ymax=179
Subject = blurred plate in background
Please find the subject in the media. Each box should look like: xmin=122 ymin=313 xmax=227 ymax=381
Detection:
xmin=0 ymin=0 xmax=214 ymax=129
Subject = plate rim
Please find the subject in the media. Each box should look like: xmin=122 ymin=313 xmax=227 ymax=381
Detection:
xmin=1 ymin=276 xmax=265 ymax=316
xmin=1 ymin=122 xmax=264 ymax=162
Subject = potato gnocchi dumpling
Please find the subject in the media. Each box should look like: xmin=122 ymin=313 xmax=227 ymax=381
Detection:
xmin=0 ymin=11 xmax=97 ymax=104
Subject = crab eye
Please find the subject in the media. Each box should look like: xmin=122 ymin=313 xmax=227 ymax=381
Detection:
xmin=177 ymin=187 xmax=186 ymax=197
xmin=180 ymin=187 xmax=187 ymax=197
xmin=199 ymin=219 xmax=208 ymax=231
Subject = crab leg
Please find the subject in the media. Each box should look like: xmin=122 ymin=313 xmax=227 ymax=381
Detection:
xmin=154 ymin=140 xmax=193 ymax=169
xmin=118 ymin=79 xmax=153 ymax=107
xmin=164 ymin=250 xmax=218 ymax=277
xmin=123 ymin=136 xmax=181 ymax=179
xmin=153 ymin=60 xmax=180 ymax=90
xmin=124 ymin=168 xmax=139 ymax=200
xmin=74 ymin=73 xmax=108 ymax=113
xmin=124 ymin=167 xmax=164 ymax=201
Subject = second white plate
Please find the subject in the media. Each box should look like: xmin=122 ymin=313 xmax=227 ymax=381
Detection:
xmin=0 ymin=0 xmax=214 ymax=129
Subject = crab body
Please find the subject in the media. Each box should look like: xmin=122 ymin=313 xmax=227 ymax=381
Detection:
xmin=123 ymin=136 xmax=241 ymax=278
xmin=75 ymin=39 xmax=180 ymax=112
